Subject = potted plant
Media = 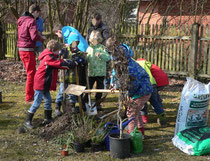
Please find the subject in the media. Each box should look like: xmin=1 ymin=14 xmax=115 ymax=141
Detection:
xmin=67 ymin=114 xmax=99 ymax=152
xmin=108 ymin=38 xmax=132 ymax=159
xmin=91 ymin=129 xmax=107 ymax=152
xmin=61 ymin=138 xmax=71 ymax=156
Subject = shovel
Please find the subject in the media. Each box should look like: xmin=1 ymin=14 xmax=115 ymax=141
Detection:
xmin=85 ymin=65 xmax=97 ymax=116
xmin=65 ymin=84 xmax=120 ymax=96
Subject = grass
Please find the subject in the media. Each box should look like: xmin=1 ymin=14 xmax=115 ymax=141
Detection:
xmin=0 ymin=80 xmax=210 ymax=161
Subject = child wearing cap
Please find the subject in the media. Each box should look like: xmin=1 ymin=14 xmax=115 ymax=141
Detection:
xmin=107 ymin=36 xmax=152 ymax=136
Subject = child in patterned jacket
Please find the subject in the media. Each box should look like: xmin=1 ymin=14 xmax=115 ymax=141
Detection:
xmin=107 ymin=36 xmax=152 ymax=136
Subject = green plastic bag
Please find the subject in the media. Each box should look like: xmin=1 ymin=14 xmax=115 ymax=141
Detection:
xmin=172 ymin=126 xmax=210 ymax=155
xmin=130 ymin=127 xmax=143 ymax=154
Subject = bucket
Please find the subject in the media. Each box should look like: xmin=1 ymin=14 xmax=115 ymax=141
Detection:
xmin=109 ymin=133 xmax=131 ymax=159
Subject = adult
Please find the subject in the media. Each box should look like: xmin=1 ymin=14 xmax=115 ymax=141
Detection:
xmin=35 ymin=15 xmax=44 ymax=55
xmin=87 ymin=12 xmax=110 ymax=45
xmin=87 ymin=12 xmax=110 ymax=89
xmin=17 ymin=4 xmax=44 ymax=104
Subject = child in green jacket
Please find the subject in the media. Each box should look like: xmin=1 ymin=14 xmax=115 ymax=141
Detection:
xmin=83 ymin=30 xmax=110 ymax=110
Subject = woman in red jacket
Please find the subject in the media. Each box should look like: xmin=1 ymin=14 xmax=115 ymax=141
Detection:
xmin=24 ymin=40 xmax=76 ymax=129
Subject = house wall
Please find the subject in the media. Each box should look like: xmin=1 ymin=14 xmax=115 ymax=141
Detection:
xmin=138 ymin=0 xmax=210 ymax=26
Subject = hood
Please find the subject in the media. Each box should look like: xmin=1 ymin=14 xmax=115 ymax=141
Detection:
xmin=17 ymin=11 xmax=34 ymax=26
xmin=38 ymin=49 xmax=54 ymax=61
xmin=120 ymin=44 xmax=134 ymax=58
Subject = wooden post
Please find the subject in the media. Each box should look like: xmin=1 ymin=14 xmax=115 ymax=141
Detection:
xmin=189 ymin=23 xmax=199 ymax=78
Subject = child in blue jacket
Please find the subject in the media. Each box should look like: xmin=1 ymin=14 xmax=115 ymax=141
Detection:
xmin=107 ymin=36 xmax=152 ymax=136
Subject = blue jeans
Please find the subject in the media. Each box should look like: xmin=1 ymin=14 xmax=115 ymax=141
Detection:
xmin=55 ymin=83 xmax=77 ymax=104
xmin=29 ymin=90 xmax=52 ymax=113
xmin=141 ymin=85 xmax=164 ymax=115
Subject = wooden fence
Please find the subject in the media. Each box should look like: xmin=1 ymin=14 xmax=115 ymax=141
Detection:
xmin=2 ymin=23 xmax=210 ymax=80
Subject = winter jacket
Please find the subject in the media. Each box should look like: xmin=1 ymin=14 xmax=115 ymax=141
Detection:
xmin=86 ymin=44 xmax=110 ymax=77
xmin=34 ymin=49 xmax=71 ymax=91
xmin=62 ymin=26 xmax=88 ymax=52
xmin=17 ymin=11 xmax=42 ymax=48
xmin=136 ymin=59 xmax=156 ymax=85
xmin=111 ymin=44 xmax=153 ymax=98
xmin=151 ymin=64 xmax=169 ymax=87
xmin=137 ymin=58 xmax=169 ymax=87
xmin=87 ymin=22 xmax=109 ymax=45
xmin=35 ymin=16 xmax=44 ymax=47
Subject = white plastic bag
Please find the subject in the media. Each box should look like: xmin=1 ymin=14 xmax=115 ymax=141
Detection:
xmin=174 ymin=77 xmax=210 ymax=136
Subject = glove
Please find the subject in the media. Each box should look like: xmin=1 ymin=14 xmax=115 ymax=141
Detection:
xmin=64 ymin=59 xmax=77 ymax=69
xmin=73 ymin=56 xmax=87 ymax=66
xmin=59 ymin=48 xmax=69 ymax=58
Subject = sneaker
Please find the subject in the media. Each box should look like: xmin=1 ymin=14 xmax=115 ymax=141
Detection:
xmin=142 ymin=115 xmax=148 ymax=124
xmin=54 ymin=109 xmax=63 ymax=117
xmin=157 ymin=113 xmax=167 ymax=127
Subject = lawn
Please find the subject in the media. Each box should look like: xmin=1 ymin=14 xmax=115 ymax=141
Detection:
xmin=0 ymin=79 xmax=209 ymax=161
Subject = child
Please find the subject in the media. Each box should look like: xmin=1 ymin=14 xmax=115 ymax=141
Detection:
xmin=24 ymin=40 xmax=77 ymax=129
xmin=107 ymin=36 xmax=152 ymax=136
xmin=53 ymin=24 xmax=88 ymax=116
xmin=83 ymin=30 xmax=110 ymax=111
xmin=137 ymin=58 xmax=168 ymax=126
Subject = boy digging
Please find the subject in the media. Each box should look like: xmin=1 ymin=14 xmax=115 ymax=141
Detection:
xmin=24 ymin=40 xmax=77 ymax=129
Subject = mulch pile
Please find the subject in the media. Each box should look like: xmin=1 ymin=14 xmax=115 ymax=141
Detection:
xmin=37 ymin=113 xmax=73 ymax=140
xmin=0 ymin=60 xmax=26 ymax=83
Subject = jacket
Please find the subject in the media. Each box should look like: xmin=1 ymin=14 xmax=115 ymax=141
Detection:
xmin=34 ymin=49 xmax=69 ymax=91
xmin=137 ymin=58 xmax=169 ymax=87
xmin=17 ymin=11 xmax=42 ymax=48
xmin=111 ymin=44 xmax=153 ymax=98
xmin=86 ymin=44 xmax=110 ymax=77
xmin=35 ymin=16 xmax=44 ymax=47
xmin=136 ymin=59 xmax=156 ymax=85
xmin=87 ymin=22 xmax=109 ymax=45
xmin=62 ymin=26 xmax=88 ymax=52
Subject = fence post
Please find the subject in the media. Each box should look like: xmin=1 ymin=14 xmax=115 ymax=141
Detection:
xmin=189 ymin=23 xmax=200 ymax=78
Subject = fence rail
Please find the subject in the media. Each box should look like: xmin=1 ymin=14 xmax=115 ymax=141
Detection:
xmin=2 ymin=23 xmax=210 ymax=80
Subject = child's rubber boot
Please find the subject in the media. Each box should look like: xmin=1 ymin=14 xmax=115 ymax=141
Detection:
xmin=43 ymin=110 xmax=54 ymax=124
xmin=138 ymin=127 xmax=145 ymax=139
xmin=157 ymin=112 xmax=167 ymax=127
xmin=142 ymin=115 xmax=148 ymax=124
xmin=54 ymin=102 xmax=63 ymax=117
xmin=24 ymin=112 xmax=34 ymax=129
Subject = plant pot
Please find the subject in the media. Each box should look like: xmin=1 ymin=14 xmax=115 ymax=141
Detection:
xmin=61 ymin=150 xmax=68 ymax=156
xmin=73 ymin=142 xmax=85 ymax=153
xmin=91 ymin=142 xmax=105 ymax=152
xmin=109 ymin=133 xmax=131 ymax=159
xmin=84 ymin=139 xmax=92 ymax=148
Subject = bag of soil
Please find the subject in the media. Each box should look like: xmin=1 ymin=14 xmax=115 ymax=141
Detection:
xmin=172 ymin=126 xmax=210 ymax=155
xmin=174 ymin=77 xmax=210 ymax=136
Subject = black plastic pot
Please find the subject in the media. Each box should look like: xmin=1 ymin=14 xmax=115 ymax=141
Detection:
xmin=73 ymin=142 xmax=85 ymax=153
xmin=91 ymin=142 xmax=105 ymax=152
xmin=84 ymin=139 xmax=92 ymax=148
xmin=109 ymin=133 xmax=131 ymax=159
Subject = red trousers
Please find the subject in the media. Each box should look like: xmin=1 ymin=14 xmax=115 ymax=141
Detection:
xmin=127 ymin=94 xmax=151 ymax=133
xmin=19 ymin=51 xmax=36 ymax=101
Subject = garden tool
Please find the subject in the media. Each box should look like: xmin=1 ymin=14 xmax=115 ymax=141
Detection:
xmin=75 ymin=66 xmax=83 ymax=113
xmin=65 ymin=84 xmax=119 ymax=96
xmin=99 ymin=109 xmax=118 ymax=120
xmin=62 ymin=69 xmax=68 ymax=114
xmin=85 ymin=65 xmax=97 ymax=116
